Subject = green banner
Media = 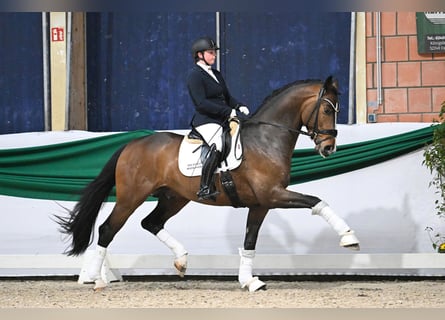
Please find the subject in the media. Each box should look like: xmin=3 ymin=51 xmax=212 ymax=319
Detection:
xmin=0 ymin=126 xmax=435 ymax=202
xmin=416 ymin=12 xmax=445 ymax=53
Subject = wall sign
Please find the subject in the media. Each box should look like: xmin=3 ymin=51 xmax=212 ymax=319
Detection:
xmin=416 ymin=12 xmax=445 ymax=53
xmin=51 ymin=27 xmax=64 ymax=42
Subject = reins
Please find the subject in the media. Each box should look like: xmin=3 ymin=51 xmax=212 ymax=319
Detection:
xmin=244 ymin=119 xmax=314 ymax=137
xmin=244 ymin=86 xmax=339 ymax=144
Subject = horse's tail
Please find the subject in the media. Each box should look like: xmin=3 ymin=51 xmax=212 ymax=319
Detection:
xmin=55 ymin=145 xmax=126 ymax=256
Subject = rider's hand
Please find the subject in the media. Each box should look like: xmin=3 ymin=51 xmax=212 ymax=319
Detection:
xmin=238 ymin=106 xmax=250 ymax=115
xmin=230 ymin=108 xmax=249 ymax=121
xmin=235 ymin=110 xmax=249 ymax=121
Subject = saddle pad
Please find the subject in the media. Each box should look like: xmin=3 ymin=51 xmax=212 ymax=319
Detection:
xmin=178 ymin=120 xmax=243 ymax=177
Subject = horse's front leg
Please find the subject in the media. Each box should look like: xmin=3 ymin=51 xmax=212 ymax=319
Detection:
xmin=238 ymin=207 xmax=269 ymax=292
xmin=312 ymin=200 xmax=360 ymax=250
xmin=270 ymin=188 xmax=360 ymax=250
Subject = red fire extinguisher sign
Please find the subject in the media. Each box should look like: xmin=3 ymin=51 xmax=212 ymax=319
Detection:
xmin=51 ymin=27 xmax=64 ymax=42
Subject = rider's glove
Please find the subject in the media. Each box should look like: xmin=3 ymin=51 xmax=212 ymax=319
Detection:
xmin=230 ymin=108 xmax=249 ymax=121
xmin=238 ymin=106 xmax=250 ymax=115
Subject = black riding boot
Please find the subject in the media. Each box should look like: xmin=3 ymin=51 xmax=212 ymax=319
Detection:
xmin=197 ymin=146 xmax=221 ymax=201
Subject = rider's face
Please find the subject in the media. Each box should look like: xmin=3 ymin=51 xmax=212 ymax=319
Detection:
xmin=199 ymin=50 xmax=217 ymax=65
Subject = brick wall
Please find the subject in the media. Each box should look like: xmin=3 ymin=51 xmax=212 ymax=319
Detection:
xmin=366 ymin=12 xmax=445 ymax=123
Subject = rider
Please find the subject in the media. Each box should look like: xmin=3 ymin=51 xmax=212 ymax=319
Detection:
xmin=187 ymin=36 xmax=250 ymax=200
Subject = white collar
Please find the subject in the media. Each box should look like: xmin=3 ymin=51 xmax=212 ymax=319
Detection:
xmin=197 ymin=61 xmax=212 ymax=71
xmin=197 ymin=62 xmax=219 ymax=82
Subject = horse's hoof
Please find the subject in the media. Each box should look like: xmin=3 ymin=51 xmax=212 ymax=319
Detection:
xmin=93 ymin=279 xmax=107 ymax=291
xmin=241 ymin=277 xmax=267 ymax=292
xmin=344 ymin=243 xmax=360 ymax=251
xmin=174 ymin=254 xmax=188 ymax=278
xmin=340 ymin=230 xmax=360 ymax=251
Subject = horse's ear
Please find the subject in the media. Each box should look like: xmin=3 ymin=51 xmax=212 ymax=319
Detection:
xmin=324 ymin=75 xmax=338 ymax=94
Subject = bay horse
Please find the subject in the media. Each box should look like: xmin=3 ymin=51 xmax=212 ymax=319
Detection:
xmin=56 ymin=76 xmax=359 ymax=292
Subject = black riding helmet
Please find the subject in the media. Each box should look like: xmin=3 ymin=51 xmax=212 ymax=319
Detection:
xmin=191 ymin=37 xmax=219 ymax=62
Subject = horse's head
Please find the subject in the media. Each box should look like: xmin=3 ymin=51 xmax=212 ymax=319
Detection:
xmin=246 ymin=76 xmax=340 ymax=158
xmin=302 ymin=76 xmax=340 ymax=158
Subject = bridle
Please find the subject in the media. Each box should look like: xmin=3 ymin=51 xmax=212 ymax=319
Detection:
xmin=245 ymin=86 xmax=339 ymax=145
xmin=305 ymin=86 xmax=339 ymax=144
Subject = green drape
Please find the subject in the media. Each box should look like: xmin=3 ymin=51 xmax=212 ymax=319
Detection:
xmin=0 ymin=126 xmax=434 ymax=201
xmin=290 ymin=125 xmax=434 ymax=184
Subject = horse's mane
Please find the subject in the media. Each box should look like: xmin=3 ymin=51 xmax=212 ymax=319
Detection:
xmin=258 ymin=79 xmax=323 ymax=108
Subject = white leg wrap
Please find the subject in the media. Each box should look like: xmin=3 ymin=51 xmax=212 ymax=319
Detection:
xmin=238 ymin=248 xmax=254 ymax=286
xmin=312 ymin=201 xmax=350 ymax=235
xmin=87 ymin=245 xmax=107 ymax=281
xmin=156 ymin=229 xmax=188 ymax=277
xmin=238 ymin=248 xmax=266 ymax=292
xmin=156 ymin=229 xmax=188 ymax=258
xmin=312 ymin=201 xmax=360 ymax=250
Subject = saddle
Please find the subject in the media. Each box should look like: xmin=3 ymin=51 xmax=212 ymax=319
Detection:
xmin=178 ymin=118 xmax=243 ymax=177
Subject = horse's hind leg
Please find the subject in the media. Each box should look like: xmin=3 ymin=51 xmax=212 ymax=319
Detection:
xmin=141 ymin=189 xmax=190 ymax=277
xmin=88 ymin=196 xmax=148 ymax=290
xmin=238 ymin=207 xmax=268 ymax=292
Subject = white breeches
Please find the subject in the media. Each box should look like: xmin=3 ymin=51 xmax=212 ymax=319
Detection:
xmin=195 ymin=123 xmax=223 ymax=151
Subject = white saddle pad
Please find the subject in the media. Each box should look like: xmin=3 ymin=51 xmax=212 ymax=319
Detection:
xmin=178 ymin=120 xmax=243 ymax=177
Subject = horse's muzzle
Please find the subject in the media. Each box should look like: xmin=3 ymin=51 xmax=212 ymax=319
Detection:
xmin=320 ymin=143 xmax=336 ymax=157
xmin=314 ymin=135 xmax=337 ymax=158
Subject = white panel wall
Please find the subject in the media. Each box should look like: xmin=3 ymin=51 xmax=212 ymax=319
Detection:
xmin=1 ymin=123 xmax=443 ymax=276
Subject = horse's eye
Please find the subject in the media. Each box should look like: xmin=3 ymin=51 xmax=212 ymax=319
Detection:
xmin=323 ymin=105 xmax=333 ymax=115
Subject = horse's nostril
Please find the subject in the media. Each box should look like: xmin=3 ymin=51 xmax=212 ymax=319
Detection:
xmin=323 ymin=144 xmax=336 ymax=155
xmin=325 ymin=145 xmax=333 ymax=152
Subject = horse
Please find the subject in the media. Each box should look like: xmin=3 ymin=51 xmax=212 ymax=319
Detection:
xmin=56 ymin=75 xmax=360 ymax=292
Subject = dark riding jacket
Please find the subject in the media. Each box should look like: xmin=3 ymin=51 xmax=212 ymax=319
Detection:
xmin=187 ymin=65 xmax=242 ymax=128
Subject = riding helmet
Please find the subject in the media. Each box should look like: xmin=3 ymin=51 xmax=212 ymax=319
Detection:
xmin=191 ymin=37 xmax=219 ymax=60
